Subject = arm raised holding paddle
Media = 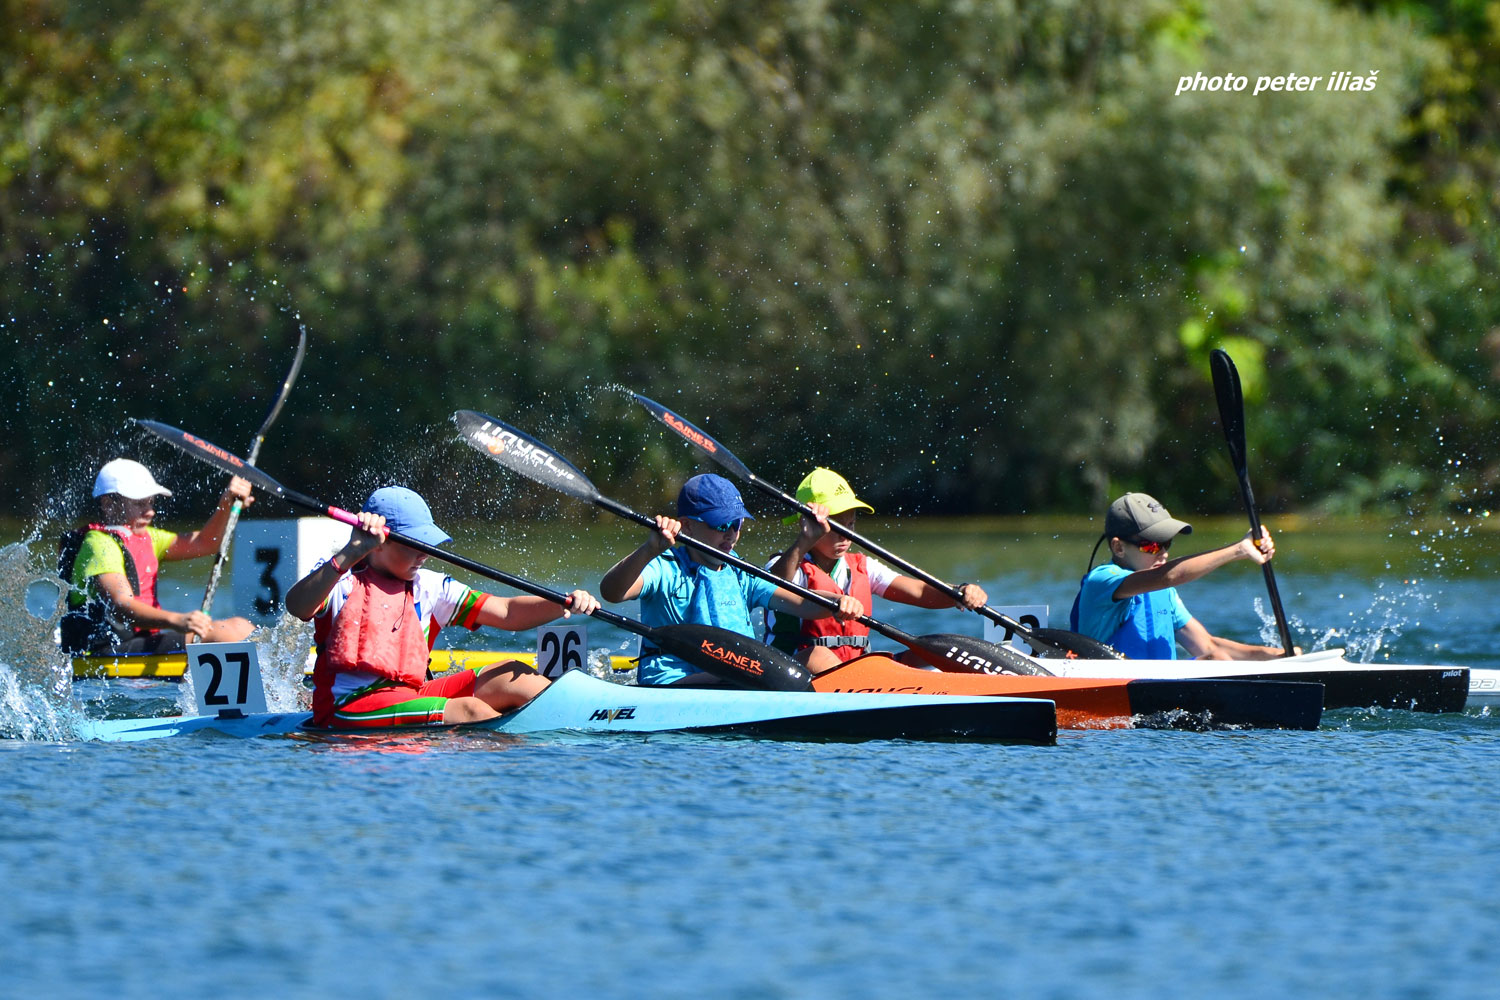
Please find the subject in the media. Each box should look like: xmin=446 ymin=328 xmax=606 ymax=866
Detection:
xmin=285 ymin=487 xmax=601 ymax=729
xmin=1072 ymin=493 xmax=1297 ymax=662
xmin=765 ymin=472 xmax=990 ymax=673
xmin=58 ymin=460 xmax=256 ymax=655
xmin=599 ymin=477 xmax=862 ymax=687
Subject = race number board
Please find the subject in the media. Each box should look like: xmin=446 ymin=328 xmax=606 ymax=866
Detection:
xmin=536 ymin=624 xmax=588 ymax=679
xmin=187 ymin=641 xmax=269 ymax=717
xmin=231 ymin=518 xmax=352 ymax=624
xmin=982 ymin=605 xmax=1049 ymax=656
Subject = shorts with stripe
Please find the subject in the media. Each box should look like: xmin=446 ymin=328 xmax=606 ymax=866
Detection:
xmin=331 ymin=669 xmax=480 ymax=729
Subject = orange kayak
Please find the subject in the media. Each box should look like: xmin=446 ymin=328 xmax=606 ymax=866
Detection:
xmin=811 ymin=654 xmax=1323 ymax=730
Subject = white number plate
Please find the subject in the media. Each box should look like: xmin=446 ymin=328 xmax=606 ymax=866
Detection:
xmin=187 ymin=641 xmax=268 ymax=717
xmin=536 ymin=625 xmax=587 ymax=679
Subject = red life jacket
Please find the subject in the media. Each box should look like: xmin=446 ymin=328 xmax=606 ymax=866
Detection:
xmin=111 ymin=528 xmax=163 ymax=610
xmin=58 ymin=524 xmax=150 ymax=652
xmin=796 ymin=552 xmax=873 ymax=663
xmin=311 ymin=567 xmax=432 ymax=725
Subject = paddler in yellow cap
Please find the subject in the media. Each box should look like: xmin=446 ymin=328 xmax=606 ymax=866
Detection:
xmin=765 ymin=468 xmax=987 ymax=673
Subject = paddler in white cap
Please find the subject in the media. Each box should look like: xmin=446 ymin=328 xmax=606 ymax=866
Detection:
xmin=59 ymin=458 xmax=257 ymax=654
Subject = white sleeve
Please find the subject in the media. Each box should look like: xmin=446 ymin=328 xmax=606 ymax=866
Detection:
xmin=761 ymin=554 xmax=809 ymax=589
xmin=416 ymin=569 xmax=472 ymax=629
xmin=314 ymin=562 xmax=354 ymax=619
xmin=865 ymin=556 xmax=899 ymax=598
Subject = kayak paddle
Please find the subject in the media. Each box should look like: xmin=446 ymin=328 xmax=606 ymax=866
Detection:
xmin=132 ymin=418 xmax=815 ymax=691
xmin=198 ymin=325 xmax=307 ymax=619
xmin=452 ymin=410 xmax=1047 ymax=676
xmin=1209 ymin=348 xmax=1296 ymax=657
xmin=629 ymin=391 xmax=1125 ymax=661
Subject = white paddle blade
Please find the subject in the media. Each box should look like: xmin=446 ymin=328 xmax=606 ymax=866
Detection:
xmin=452 ymin=410 xmax=600 ymax=502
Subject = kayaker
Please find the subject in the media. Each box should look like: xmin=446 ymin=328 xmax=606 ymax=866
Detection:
xmin=598 ymin=473 xmax=863 ymax=686
xmin=59 ymin=458 xmax=258 ymax=654
xmin=763 ymin=468 xmax=988 ymax=673
xmin=1070 ymin=492 xmax=1296 ymax=660
xmin=284 ymin=486 xmax=601 ymax=728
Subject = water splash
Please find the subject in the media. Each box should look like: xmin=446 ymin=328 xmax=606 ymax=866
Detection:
xmin=1252 ymin=577 xmax=1437 ymax=663
xmin=0 ymin=538 xmax=74 ymax=703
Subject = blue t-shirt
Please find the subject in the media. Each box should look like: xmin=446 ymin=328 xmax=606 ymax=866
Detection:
xmin=635 ymin=548 xmax=781 ymax=685
xmin=1072 ymin=562 xmax=1191 ymax=660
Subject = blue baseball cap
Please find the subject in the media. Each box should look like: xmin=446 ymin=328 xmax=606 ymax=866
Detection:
xmin=676 ymin=474 xmax=754 ymax=527
xmin=363 ymin=486 xmax=452 ymax=546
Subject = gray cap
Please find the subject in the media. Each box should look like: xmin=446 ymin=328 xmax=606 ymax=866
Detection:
xmin=1105 ymin=493 xmax=1193 ymax=544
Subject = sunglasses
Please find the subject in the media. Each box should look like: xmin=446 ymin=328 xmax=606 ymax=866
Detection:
xmin=1132 ymin=538 xmax=1171 ymax=555
xmin=706 ymin=519 xmax=743 ymax=534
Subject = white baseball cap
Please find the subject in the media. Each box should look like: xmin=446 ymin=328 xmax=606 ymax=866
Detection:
xmin=93 ymin=459 xmax=173 ymax=500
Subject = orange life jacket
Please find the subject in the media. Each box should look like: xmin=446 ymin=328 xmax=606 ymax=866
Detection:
xmin=796 ymin=552 xmax=873 ymax=663
xmin=311 ymin=567 xmax=432 ymax=725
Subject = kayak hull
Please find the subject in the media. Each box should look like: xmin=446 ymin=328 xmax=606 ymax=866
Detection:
xmin=812 ymin=655 xmax=1323 ymax=730
xmin=74 ymin=670 xmax=1057 ymax=745
xmin=1467 ymin=668 xmax=1500 ymax=708
xmin=1033 ymin=648 xmax=1469 ymax=713
xmin=72 ymin=649 xmax=637 ymax=680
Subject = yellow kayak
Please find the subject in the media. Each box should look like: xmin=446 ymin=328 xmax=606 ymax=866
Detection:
xmin=72 ymin=649 xmax=638 ymax=680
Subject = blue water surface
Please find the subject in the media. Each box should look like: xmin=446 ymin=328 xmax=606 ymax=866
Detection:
xmin=4 ymin=706 xmax=1498 ymax=998
xmin=4 ymin=532 xmax=1499 ymax=999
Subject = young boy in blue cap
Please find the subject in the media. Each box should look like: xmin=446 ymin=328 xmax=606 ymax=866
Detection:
xmin=286 ymin=486 xmax=600 ymax=728
xmin=599 ymin=473 xmax=862 ymax=686
xmin=1070 ymin=492 xmax=1293 ymax=660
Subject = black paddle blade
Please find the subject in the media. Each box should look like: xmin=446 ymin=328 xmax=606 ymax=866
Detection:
xmin=133 ymin=419 xmax=291 ymax=500
xmin=631 ymin=392 xmax=757 ymax=482
xmin=901 ymin=633 xmax=1054 ymax=676
xmin=1210 ymin=349 xmax=1248 ymax=477
xmin=1029 ymin=628 xmax=1127 ymax=661
xmin=646 ymin=623 xmax=813 ymax=691
xmin=453 ymin=410 xmax=602 ymax=504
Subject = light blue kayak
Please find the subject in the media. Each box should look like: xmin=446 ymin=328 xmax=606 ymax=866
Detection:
xmin=75 ymin=670 xmax=1057 ymax=744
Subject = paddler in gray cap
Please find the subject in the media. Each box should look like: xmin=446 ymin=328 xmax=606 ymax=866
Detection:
xmin=1069 ymin=492 xmax=1296 ymax=660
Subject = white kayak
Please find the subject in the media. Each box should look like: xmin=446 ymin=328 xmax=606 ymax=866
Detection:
xmin=1033 ymin=648 xmax=1469 ymax=713
xmin=73 ymin=669 xmax=1058 ymax=744
xmin=1465 ymin=668 xmax=1500 ymax=709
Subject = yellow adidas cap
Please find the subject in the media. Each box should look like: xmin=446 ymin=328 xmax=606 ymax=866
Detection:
xmin=782 ymin=468 xmax=875 ymax=525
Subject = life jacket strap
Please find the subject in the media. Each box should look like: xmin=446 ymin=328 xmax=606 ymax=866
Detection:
xmin=808 ymin=635 xmax=870 ymax=648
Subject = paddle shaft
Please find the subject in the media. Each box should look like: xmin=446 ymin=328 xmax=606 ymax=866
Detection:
xmin=740 ymin=472 xmax=1061 ymax=646
xmin=267 ymin=489 xmax=662 ymax=636
xmin=1210 ymin=349 xmax=1296 ymax=656
xmin=136 ymin=420 xmax=660 ymax=634
xmin=199 ymin=327 xmax=307 ymax=616
xmin=595 ymin=496 xmax=948 ymax=647
xmin=630 ymin=391 xmax=1119 ymax=658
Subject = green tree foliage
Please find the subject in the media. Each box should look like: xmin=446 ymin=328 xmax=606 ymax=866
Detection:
xmin=2 ymin=0 xmax=1495 ymax=523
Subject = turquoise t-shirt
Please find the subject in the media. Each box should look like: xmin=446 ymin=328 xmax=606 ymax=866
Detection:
xmin=635 ymin=548 xmax=780 ymax=685
xmin=1073 ymin=562 xmax=1191 ymax=659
